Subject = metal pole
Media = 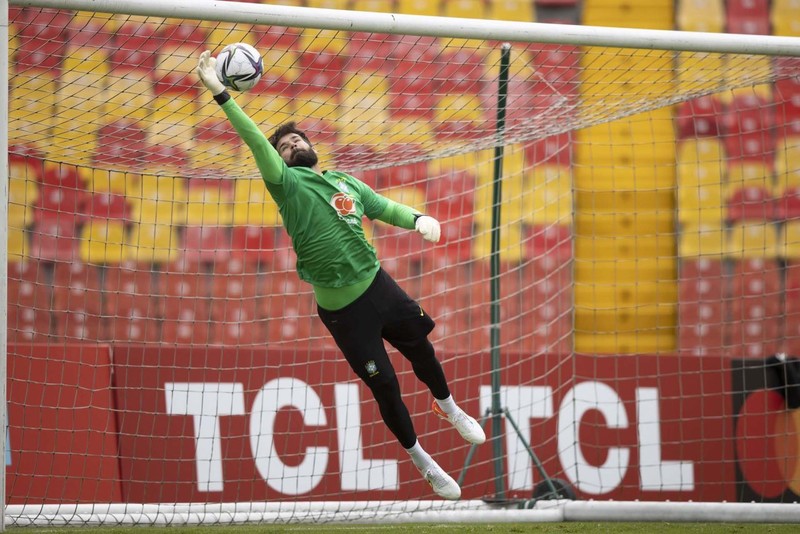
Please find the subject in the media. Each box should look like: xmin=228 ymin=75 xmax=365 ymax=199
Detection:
xmin=1 ymin=0 xmax=9 ymax=529
xmin=489 ymin=42 xmax=511 ymax=500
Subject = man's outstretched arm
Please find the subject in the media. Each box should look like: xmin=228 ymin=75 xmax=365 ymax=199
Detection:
xmin=195 ymin=50 xmax=284 ymax=185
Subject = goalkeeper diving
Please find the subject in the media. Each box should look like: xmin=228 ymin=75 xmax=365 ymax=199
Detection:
xmin=196 ymin=51 xmax=485 ymax=500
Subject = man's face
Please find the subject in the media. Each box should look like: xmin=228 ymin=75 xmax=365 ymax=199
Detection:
xmin=277 ymin=133 xmax=318 ymax=168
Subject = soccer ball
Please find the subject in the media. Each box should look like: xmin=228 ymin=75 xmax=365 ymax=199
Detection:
xmin=214 ymin=43 xmax=263 ymax=92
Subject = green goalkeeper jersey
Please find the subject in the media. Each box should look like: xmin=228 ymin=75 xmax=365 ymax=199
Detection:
xmin=218 ymin=96 xmax=419 ymax=309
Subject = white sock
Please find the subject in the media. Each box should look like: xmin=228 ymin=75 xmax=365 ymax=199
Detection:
xmin=405 ymin=440 xmax=433 ymax=470
xmin=435 ymin=395 xmax=458 ymax=416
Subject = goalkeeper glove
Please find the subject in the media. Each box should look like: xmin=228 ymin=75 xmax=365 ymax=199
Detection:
xmin=415 ymin=215 xmax=441 ymax=243
xmin=196 ymin=50 xmax=226 ymax=96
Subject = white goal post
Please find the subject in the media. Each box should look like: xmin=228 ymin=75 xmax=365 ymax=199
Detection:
xmin=5 ymin=0 xmax=800 ymax=527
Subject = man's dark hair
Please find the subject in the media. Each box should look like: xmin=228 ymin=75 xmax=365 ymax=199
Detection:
xmin=268 ymin=121 xmax=311 ymax=149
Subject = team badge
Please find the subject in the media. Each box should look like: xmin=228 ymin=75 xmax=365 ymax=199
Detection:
xmin=337 ymin=180 xmax=350 ymax=193
xmin=331 ymin=192 xmax=356 ymax=216
xmin=365 ymin=360 xmax=379 ymax=377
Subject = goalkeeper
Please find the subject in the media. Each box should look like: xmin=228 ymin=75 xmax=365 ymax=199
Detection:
xmin=196 ymin=51 xmax=484 ymax=500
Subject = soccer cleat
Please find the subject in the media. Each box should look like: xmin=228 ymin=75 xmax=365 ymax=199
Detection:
xmin=433 ymin=400 xmax=486 ymax=445
xmin=420 ymin=461 xmax=461 ymax=500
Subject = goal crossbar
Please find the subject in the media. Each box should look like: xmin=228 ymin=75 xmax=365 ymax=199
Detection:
xmin=12 ymin=0 xmax=800 ymax=57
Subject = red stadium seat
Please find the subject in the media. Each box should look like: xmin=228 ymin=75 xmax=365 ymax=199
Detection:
xmin=774 ymin=76 xmax=800 ymax=138
xmin=346 ymin=32 xmax=399 ymax=72
xmin=182 ymin=226 xmax=233 ymax=264
xmin=438 ymin=49 xmax=488 ymax=95
xmin=109 ymin=21 xmax=160 ymax=72
xmin=775 ymin=186 xmax=800 ymax=220
xmin=528 ymin=43 xmax=582 ymax=95
xmin=525 ymin=223 xmax=573 ymax=262
xmin=726 ymin=258 xmax=782 ymax=358
xmin=230 ymin=225 xmax=278 ymax=266
xmin=524 ymin=133 xmax=572 ymax=166
xmin=676 ymin=95 xmax=723 ymax=139
xmin=727 ymin=0 xmax=770 ymax=35
xmin=294 ymin=53 xmax=347 ymax=95
xmin=726 ymin=186 xmax=776 ymax=222
xmin=678 ymin=258 xmax=727 ymax=356
xmin=8 ymin=261 xmax=53 ymax=342
xmin=29 ymin=214 xmax=79 ymax=262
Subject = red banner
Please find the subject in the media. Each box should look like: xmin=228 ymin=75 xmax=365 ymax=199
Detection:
xmin=6 ymin=344 xmax=122 ymax=504
xmin=6 ymin=344 xmax=770 ymax=504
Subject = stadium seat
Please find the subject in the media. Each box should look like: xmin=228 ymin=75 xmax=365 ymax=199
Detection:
xmin=185 ymin=179 xmax=233 ymax=226
xmin=52 ymin=262 xmax=104 ymax=341
xmin=774 ymin=136 xmax=800 ymax=193
xmin=524 ymin=133 xmax=572 ymax=166
xmin=438 ymin=48 xmax=488 ymax=95
xmin=230 ymin=225 xmax=278 ymax=267
xmin=676 ymin=0 xmax=725 ymax=32
xmin=726 ymin=221 xmax=780 ymax=259
xmin=8 ymin=260 xmax=53 ymax=342
xmin=29 ymin=214 xmax=79 ymax=262
xmin=232 ymin=178 xmax=281 ymax=226
xmin=486 ymin=0 xmax=536 ymax=21
xmin=293 ymin=53 xmax=347 ymax=96
xmin=9 ymin=73 xmax=57 ymax=146
xmin=779 ymin=219 xmax=800 ymax=259
xmin=774 ymin=76 xmax=800 ymax=138
xmin=395 ymin=0 xmax=440 ymax=15
xmin=108 ymin=20 xmax=159 ymax=72
xmin=775 ymin=186 xmax=800 ymax=221
xmin=524 ymin=223 xmax=572 ymax=263
xmin=78 ymin=219 xmax=127 ymax=265
xmin=678 ymin=222 xmax=726 ymax=258
xmin=722 ymin=93 xmax=776 ymax=164
xmin=678 ymin=182 xmax=725 ymax=225
xmin=725 ymin=185 xmax=776 ymax=222
xmin=675 ymin=95 xmax=724 ymax=138
xmin=182 ymin=225 xmax=232 ymax=264
xmin=528 ymin=165 xmax=573 ymax=226
xmin=124 ymin=222 xmax=180 ymax=265
xmin=726 ymin=0 xmax=770 ymax=35
xmin=772 ymin=0 xmax=800 ymax=35
xmin=94 ymin=119 xmax=148 ymax=165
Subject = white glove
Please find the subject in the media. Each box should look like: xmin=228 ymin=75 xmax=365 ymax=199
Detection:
xmin=415 ymin=215 xmax=441 ymax=243
xmin=196 ymin=50 xmax=226 ymax=96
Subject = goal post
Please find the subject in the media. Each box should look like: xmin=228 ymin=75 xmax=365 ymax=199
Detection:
xmin=5 ymin=0 xmax=800 ymax=526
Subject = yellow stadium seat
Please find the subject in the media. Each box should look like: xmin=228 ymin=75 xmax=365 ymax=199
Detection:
xmin=79 ymin=220 xmax=126 ymax=264
xmin=185 ymin=184 xmax=233 ymax=226
xmin=133 ymin=198 xmax=185 ymax=225
xmin=351 ymin=0 xmax=395 ymax=12
xmin=472 ymin=222 xmax=526 ymax=264
xmin=306 ymin=0 xmax=349 ymax=7
xmin=207 ymin=22 xmax=255 ymax=49
xmin=102 ymin=74 xmax=153 ymax=122
xmin=396 ymin=0 xmax=440 ymax=15
xmin=575 ymin=304 xmax=676 ymax=335
xmin=299 ymin=28 xmax=349 ymax=54
xmin=8 ymin=226 xmax=28 ymax=261
xmin=384 ymin=119 xmax=435 ymax=145
xmin=581 ymin=48 xmax=674 ymax=101
xmin=779 ymin=220 xmax=800 ymax=259
xmin=9 ymin=174 xmax=38 ymax=211
xmin=337 ymin=78 xmax=391 ymax=144
xmin=232 ymin=178 xmax=282 ymax=226
xmin=582 ymin=0 xmax=674 ymax=30
xmin=124 ymin=222 xmax=180 ymax=264
xmin=726 ymin=221 xmax=779 ymax=259
xmin=487 ymin=0 xmax=536 ymax=22
xmin=442 ymin=0 xmax=486 ymax=19
xmin=80 ymin=168 xmax=135 ymax=194
xmin=726 ymin=161 xmax=774 ymax=191
xmin=678 ymin=160 xmax=726 ymax=189
xmin=575 ymin=332 xmax=676 ymax=354
xmin=574 ymin=164 xmax=675 ymax=191
xmin=772 ymin=0 xmax=800 ymax=36
xmin=528 ymin=165 xmax=573 ymax=226
xmin=675 ymin=51 xmax=726 ymax=93
xmin=10 ymin=73 xmax=57 ymax=146
xmin=474 ymin=172 xmax=526 ymax=227
xmin=676 ymin=0 xmax=725 ymax=32
xmin=149 ymin=96 xmax=199 ymax=149
xmin=679 ymin=222 xmax=726 ymax=258
xmin=678 ymin=183 xmax=725 ymax=224
xmin=575 ymin=257 xmax=676 ymax=285
xmin=775 ymin=136 xmax=800 ymax=191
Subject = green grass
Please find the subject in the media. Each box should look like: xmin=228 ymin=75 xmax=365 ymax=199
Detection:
xmin=11 ymin=524 xmax=800 ymax=533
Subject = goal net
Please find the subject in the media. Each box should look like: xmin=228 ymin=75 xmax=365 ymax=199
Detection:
xmin=5 ymin=0 xmax=800 ymax=526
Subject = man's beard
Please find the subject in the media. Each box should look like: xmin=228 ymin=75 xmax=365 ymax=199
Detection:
xmin=287 ymin=148 xmax=318 ymax=168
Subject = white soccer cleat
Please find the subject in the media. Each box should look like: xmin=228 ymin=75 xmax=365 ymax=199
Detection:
xmin=419 ymin=461 xmax=461 ymax=500
xmin=433 ymin=401 xmax=486 ymax=445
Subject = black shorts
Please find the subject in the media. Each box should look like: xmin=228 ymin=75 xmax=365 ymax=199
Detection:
xmin=317 ymin=268 xmax=435 ymax=385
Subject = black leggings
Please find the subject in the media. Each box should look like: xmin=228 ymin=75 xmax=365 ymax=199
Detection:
xmin=318 ymin=269 xmax=451 ymax=448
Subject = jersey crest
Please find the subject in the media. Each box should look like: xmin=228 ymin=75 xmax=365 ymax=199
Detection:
xmin=331 ymin=191 xmax=357 ymax=216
